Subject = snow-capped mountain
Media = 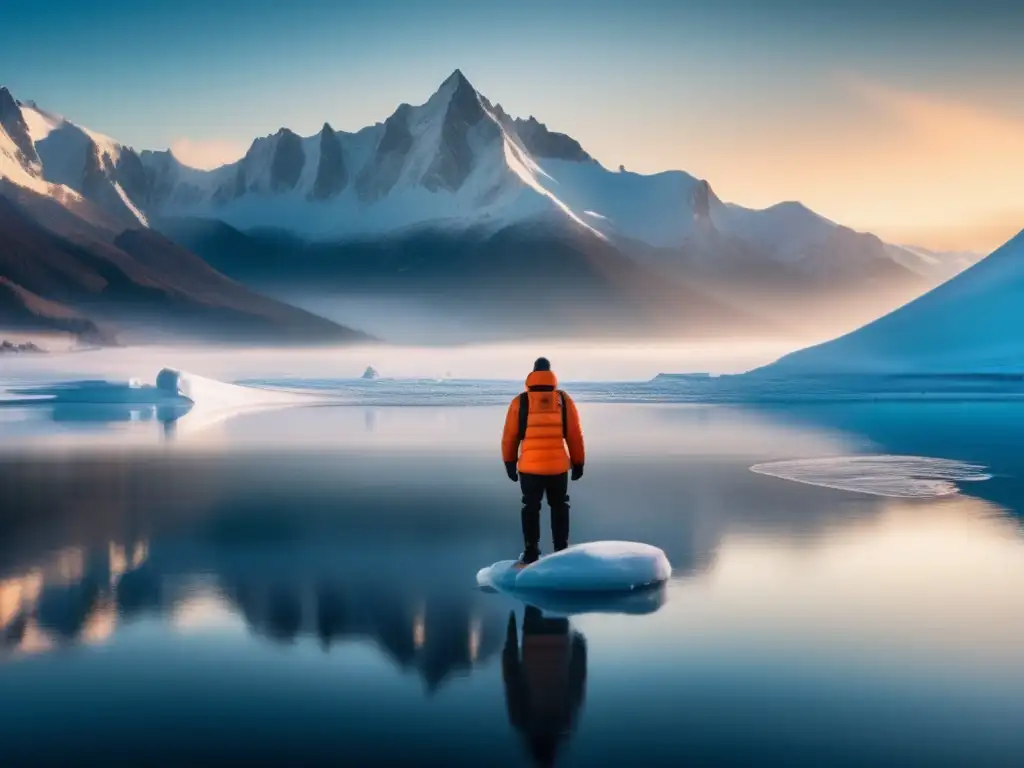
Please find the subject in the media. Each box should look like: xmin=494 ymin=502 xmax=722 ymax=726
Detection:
xmin=2 ymin=72 xmax=928 ymax=276
xmin=138 ymin=70 xmax=622 ymax=241
xmin=0 ymin=87 xmax=68 ymax=199
xmin=763 ymin=229 xmax=1024 ymax=373
xmin=1 ymin=86 xmax=149 ymax=227
xmin=2 ymin=71 xmax=967 ymax=342
xmin=0 ymin=85 xmax=370 ymax=345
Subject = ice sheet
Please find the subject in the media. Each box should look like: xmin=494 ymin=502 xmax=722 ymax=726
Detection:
xmin=750 ymin=455 xmax=991 ymax=498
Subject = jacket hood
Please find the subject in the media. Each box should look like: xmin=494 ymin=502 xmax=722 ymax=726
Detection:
xmin=526 ymin=370 xmax=559 ymax=389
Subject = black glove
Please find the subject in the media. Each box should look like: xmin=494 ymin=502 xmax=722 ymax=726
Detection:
xmin=571 ymin=464 xmax=584 ymax=481
xmin=505 ymin=461 xmax=519 ymax=482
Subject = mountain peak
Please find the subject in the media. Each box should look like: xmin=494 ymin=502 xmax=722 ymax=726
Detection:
xmin=0 ymin=86 xmax=16 ymax=111
xmin=442 ymin=68 xmax=471 ymax=89
xmin=0 ymin=85 xmax=41 ymax=169
xmin=436 ymin=69 xmax=483 ymax=105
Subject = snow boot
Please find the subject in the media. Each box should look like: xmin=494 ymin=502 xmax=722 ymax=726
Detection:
xmin=516 ymin=544 xmax=541 ymax=568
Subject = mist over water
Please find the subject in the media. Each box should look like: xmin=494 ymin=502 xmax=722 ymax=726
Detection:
xmin=0 ymin=338 xmax=802 ymax=385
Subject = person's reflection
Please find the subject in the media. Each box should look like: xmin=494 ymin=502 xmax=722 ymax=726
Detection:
xmin=502 ymin=606 xmax=587 ymax=767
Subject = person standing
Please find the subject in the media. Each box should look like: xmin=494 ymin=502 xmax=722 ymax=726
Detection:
xmin=501 ymin=358 xmax=585 ymax=565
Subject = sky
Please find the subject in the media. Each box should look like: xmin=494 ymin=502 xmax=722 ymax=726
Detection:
xmin=2 ymin=0 xmax=1022 ymax=251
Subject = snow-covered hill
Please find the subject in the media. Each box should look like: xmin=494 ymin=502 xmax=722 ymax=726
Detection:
xmin=0 ymin=72 xmax=930 ymax=284
xmin=763 ymin=229 xmax=1024 ymax=373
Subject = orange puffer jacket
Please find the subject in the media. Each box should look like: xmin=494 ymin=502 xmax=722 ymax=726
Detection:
xmin=502 ymin=369 xmax=585 ymax=476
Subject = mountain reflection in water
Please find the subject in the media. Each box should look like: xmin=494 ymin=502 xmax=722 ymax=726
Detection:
xmin=2 ymin=402 xmax=1023 ymax=766
xmin=0 ymin=534 xmax=520 ymax=695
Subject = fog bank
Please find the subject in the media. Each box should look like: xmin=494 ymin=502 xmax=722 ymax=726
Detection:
xmin=0 ymin=339 xmax=803 ymax=383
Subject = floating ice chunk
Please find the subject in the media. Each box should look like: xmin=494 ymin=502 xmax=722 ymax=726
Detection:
xmin=153 ymin=368 xmax=314 ymax=434
xmin=477 ymin=541 xmax=671 ymax=593
xmin=750 ymin=454 xmax=991 ymax=498
xmin=155 ymin=368 xmax=299 ymax=406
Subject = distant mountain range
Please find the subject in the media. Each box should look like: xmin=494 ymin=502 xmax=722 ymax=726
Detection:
xmin=0 ymin=89 xmax=369 ymax=345
xmin=0 ymin=72 xmax=983 ymax=344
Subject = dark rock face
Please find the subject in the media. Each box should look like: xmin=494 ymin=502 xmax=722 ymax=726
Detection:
xmin=0 ymin=87 xmax=40 ymax=168
xmin=378 ymin=105 xmax=414 ymax=155
xmin=691 ymin=179 xmax=712 ymax=219
xmin=688 ymin=179 xmax=720 ymax=242
xmin=514 ymin=117 xmax=591 ymax=162
xmin=270 ymin=129 xmax=305 ymax=192
xmin=311 ymin=123 xmax=347 ymax=200
xmin=80 ymin=141 xmax=109 ymax=200
xmin=72 ymin=141 xmax=144 ymax=224
xmin=114 ymin=148 xmax=149 ymax=205
xmin=142 ymin=150 xmax=177 ymax=208
xmin=446 ymin=71 xmax=486 ymax=126
xmin=422 ymin=75 xmax=494 ymax=193
xmin=356 ymin=105 xmax=413 ymax=202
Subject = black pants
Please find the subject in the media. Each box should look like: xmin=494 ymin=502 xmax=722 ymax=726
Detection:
xmin=520 ymin=472 xmax=570 ymax=551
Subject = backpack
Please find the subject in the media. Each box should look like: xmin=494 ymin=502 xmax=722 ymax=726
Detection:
xmin=518 ymin=390 xmax=568 ymax=443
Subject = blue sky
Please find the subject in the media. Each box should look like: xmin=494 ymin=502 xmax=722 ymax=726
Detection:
xmin=3 ymin=0 xmax=1023 ymax=249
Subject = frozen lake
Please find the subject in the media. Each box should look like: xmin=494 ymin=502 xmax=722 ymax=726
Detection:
xmin=1 ymin=362 xmax=1023 ymax=765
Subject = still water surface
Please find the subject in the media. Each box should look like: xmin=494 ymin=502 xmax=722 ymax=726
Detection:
xmin=1 ymin=402 xmax=1023 ymax=766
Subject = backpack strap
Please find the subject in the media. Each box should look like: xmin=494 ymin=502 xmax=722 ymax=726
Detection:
xmin=517 ymin=392 xmax=529 ymax=443
xmin=558 ymin=390 xmax=568 ymax=440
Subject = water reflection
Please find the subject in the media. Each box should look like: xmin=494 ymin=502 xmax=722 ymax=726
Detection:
xmin=2 ymin=382 xmax=191 ymax=424
xmin=486 ymin=581 xmax=669 ymax=616
xmin=0 ymin=533 xmax=510 ymax=694
xmin=0 ymin=403 xmax=1022 ymax=765
xmin=223 ymin=577 xmax=506 ymax=693
xmin=503 ymin=607 xmax=587 ymax=767
xmin=1 ymin=541 xmax=149 ymax=657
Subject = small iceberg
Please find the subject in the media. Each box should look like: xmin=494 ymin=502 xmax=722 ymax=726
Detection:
xmin=750 ymin=455 xmax=991 ymax=498
xmin=0 ymin=368 xmax=317 ymax=437
xmin=361 ymin=366 xmax=379 ymax=380
xmin=477 ymin=541 xmax=671 ymax=593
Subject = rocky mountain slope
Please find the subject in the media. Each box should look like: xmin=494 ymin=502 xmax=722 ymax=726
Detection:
xmin=0 ymin=180 xmax=369 ymax=345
